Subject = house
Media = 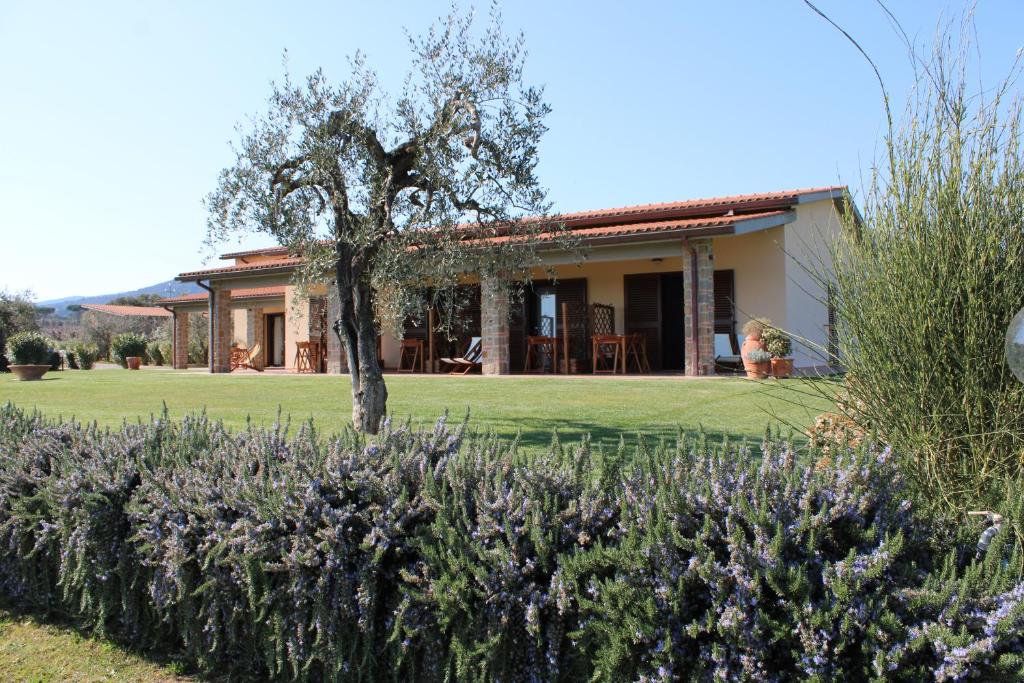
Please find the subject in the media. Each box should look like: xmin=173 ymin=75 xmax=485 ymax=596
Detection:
xmin=160 ymin=186 xmax=851 ymax=376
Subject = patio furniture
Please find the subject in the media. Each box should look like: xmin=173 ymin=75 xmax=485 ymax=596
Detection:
xmin=439 ymin=337 xmax=482 ymax=375
xmin=398 ymin=339 xmax=425 ymax=373
xmin=231 ymin=344 xmax=264 ymax=372
xmin=230 ymin=345 xmax=249 ymax=371
xmin=294 ymin=341 xmax=320 ymax=373
xmin=592 ymin=334 xmax=626 ymax=374
xmin=524 ymin=335 xmax=560 ymax=373
xmin=626 ymin=334 xmax=651 ymax=373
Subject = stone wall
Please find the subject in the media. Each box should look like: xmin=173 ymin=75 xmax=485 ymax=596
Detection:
xmin=481 ymin=277 xmax=510 ymax=375
xmin=683 ymin=239 xmax=716 ymax=376
xmin=211 ymin=287 xmax=233 ymax=373
xmin=172 ymin=310 xmax=189 ymax=370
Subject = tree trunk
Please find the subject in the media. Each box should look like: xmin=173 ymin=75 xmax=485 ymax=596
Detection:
xmin=335 ymin=254 xmax=388 ymax=434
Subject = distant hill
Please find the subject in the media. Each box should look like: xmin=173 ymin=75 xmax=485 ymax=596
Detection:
xmin=38 ymin=279 xmax=204 ymax=316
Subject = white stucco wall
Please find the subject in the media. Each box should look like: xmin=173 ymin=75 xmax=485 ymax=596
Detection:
xmin=712 ymin=227 xmax=787 ymax=332
xmin=783 ymin=199 xmax=844 ymax=368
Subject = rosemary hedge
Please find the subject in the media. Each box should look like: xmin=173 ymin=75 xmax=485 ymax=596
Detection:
xmin=0 ymin=404 xmax=1021 ymax=681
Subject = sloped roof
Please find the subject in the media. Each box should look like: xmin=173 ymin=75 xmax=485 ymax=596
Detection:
xmin=158 ymin=287 xmax=286 ymax=306
xmin=183 ymin=185 xmax=846 ymax=279
xmin=80 ymin=304 xmax=173 ymax=318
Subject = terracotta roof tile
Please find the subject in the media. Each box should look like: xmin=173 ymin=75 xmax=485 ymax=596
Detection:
xmin=177 ymin=258 xmax=304 ymax=280
xmin=158 ymin=287 xmax=287 ymax=305
xmin=212 ymin=186 xmax=845 ymax=262
xmin=80 ymin=304 xmax=173 ymax=318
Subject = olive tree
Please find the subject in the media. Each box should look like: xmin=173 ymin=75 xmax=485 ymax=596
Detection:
xmin=206 ymin=9 xmax=571 ymax=433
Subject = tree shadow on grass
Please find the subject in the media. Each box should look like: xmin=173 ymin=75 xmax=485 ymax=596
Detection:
xmin=0 ymin=599 xmax=224 ymax=681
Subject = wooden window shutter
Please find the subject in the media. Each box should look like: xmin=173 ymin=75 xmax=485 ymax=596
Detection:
xmin=624 ymin=273 xmax=662 ymax=369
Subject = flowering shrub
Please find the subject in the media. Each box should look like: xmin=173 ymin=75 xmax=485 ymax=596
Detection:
xmin=0 ymin=404 xmax=1021 ymax=680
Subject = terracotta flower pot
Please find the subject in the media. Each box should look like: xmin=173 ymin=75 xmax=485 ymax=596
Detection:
xmin=9 ymin=364 xmax=50 ymax=381
xmin=126 ymin=356 xmax=142 ymax=370
xmin=745 ymin=362 xmax=770 ymax=379
xmin=771 ymin=358 xmax=794 ymax=379
xmin=741 ymin=338 xmax=766 ymax=375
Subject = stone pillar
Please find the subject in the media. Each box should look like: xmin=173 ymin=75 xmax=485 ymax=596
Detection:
xmin=684 ymin=239 xmax=716 ymax=376
xmin=246 ymin=307 xmax=265 ymax=370
xmin=172 ymin=310 xmax=189 ymax=369
xmin=325 ymin=291 xmax=347 ymax=374
xmin=211 ymin=286 xmax=233 ymax=373
xmin=481 ymin=276 xmax=510 ymax=375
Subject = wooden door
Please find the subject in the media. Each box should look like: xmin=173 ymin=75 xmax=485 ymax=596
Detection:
xmin=624 ymin=273 xmax=662 ymax=369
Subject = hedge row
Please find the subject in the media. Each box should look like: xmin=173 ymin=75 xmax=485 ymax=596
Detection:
xmin=0 ymin=404 xmax=1021 ymax=681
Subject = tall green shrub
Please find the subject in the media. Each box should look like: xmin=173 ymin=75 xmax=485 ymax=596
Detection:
xmin=110 ymin=333 xmax=148 ymax=368
xmin=823 ymin=42 xmax=1024 ymax=507
xmin=4 ymin=331 xmax=51 ymax=366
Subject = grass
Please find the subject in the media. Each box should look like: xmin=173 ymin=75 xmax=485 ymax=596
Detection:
xmin=0 ymin=608 xmax=193 ymax=682
xmin=0 ymin=367 xmax=836 ymax=451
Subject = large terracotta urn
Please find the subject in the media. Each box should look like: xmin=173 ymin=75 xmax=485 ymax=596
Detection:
xmin=9 ymin=364 xmax=49 ymax=381
xmin=126 ymin=356 xmax=142 ymax=370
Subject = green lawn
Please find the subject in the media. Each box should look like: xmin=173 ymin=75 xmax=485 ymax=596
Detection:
xmin=0 ymin=608 xmax=193 ymax=682
xmin=0 ymin=367 xmax=835 ymax=450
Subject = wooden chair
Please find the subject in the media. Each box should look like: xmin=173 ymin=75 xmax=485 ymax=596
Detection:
xmin=294 ymin=341 xmax=320 ymax=373
xmin=626 ymin=334 xmax=651 ymax=373
xmin=398 ymin=339 xmax=425 ymax=373
xmin=439 ymin=337 xmax=482 ymax=375
xmin=230 ymin=345 xmax=249 ymax=371
xmin=592 ymin=334 xmax=624 ymax=374
xmin=524 ymin=335 xmax=559 ymax=373
xmin=240 ymin=343 xmax=263 ymax=371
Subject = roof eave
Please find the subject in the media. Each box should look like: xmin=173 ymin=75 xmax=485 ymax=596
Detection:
xmin=175 ymin=263 xmax=299 ymax=282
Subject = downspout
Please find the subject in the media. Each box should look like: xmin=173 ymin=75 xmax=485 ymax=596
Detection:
xmin=685 ymin=239 xmax=701 ymax=376
xmin=196 ymin=281 xmax=213 ymax=373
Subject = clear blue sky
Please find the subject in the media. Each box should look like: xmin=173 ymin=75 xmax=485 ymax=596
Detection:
xmin=2 ymin=1 xmax=1021 ymax=301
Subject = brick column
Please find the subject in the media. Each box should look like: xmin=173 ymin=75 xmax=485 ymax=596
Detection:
xmin=325 ymin=291 xmax=347 ymax=374
xmin=211 ymin=286 xmax=233 ymax=373
xmin=684 ymin=239 xmax=716 ymax=376
xmin=172 ymin=310 xmax=189 ymax=369
xmin=481 ymin=276 xmax=510 ymax=375
xmin=246 ymin=307 xmax=265 ymax=370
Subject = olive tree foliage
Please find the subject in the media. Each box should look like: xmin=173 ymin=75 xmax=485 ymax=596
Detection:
xmin=205 ymin=8 xmax=572 ymax=433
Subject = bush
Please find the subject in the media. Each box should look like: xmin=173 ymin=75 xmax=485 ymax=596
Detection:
xmin=762 ymin=325 xmax=792 ymax=358
xmin=159 ymin=342 xmax=173 ymax=367
xmin=0 ymin=406 xmax=1021 ymax=680
xmin=146 ymin=341 xmax=164 ymax=366
xmin=820 ymin=39 xmax=1024 ymax=506
xmin=68 ymin=343 xmax=99 ymax=370
xmin=110 ymin=333 xmax=148 ymax=368
xmin=744 ymin=348 xmax=771 ymax=363
xmin=4 ymin=331 xmax=51 ymax=365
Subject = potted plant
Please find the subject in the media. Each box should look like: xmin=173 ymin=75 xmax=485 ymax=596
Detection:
xmin=743 ymin=348 xmax=772 ymax=379
xmin=741 ymin=318 xmax=768 ymax=375
xmin=762 ymin=325 xmax=794 ymax=378
xmin=111 ymin=332 xmax=148 ymax=370
xmin=5 ymin=331 xmax=52 ymax=380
